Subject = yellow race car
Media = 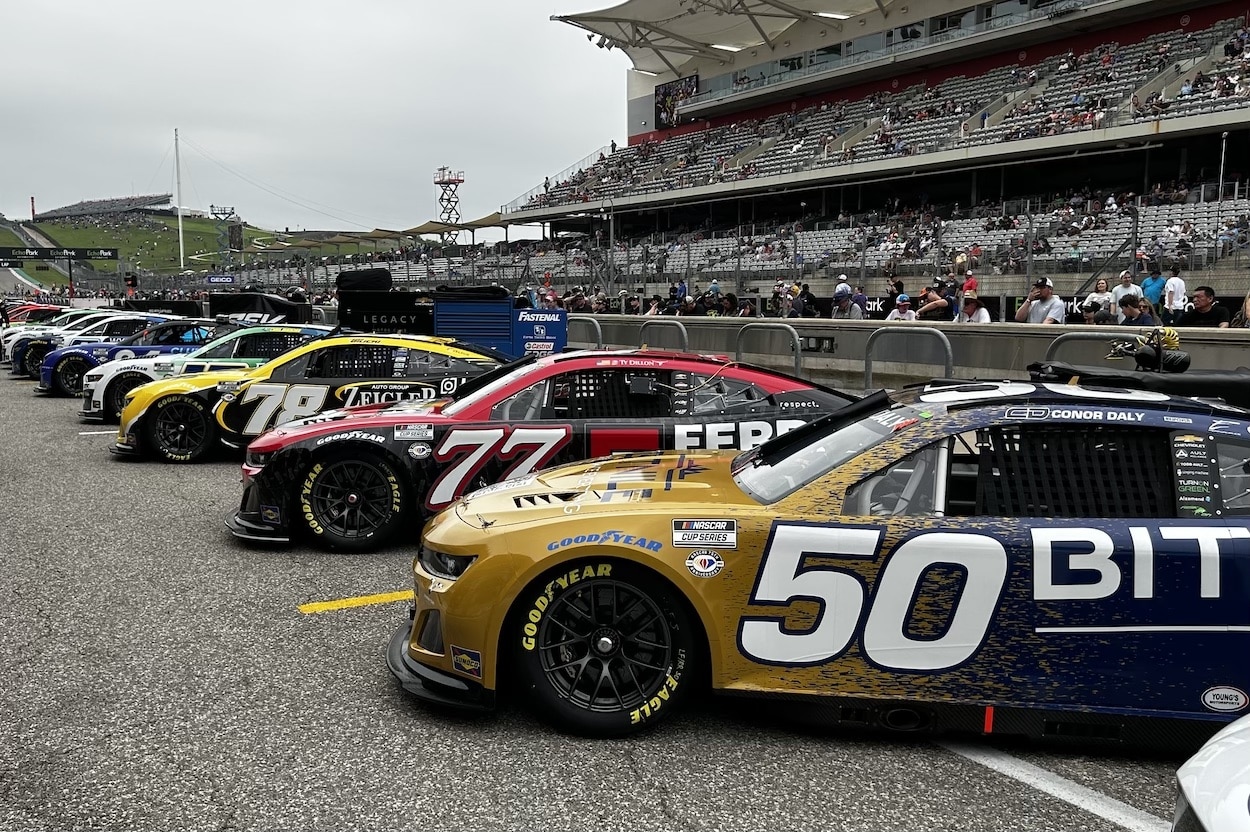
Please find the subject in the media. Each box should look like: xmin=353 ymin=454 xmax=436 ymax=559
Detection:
xmin=113 ymin=333 xmax=501 ymax=462
xmin=390 ymin=380 xmax=1250 ymax=744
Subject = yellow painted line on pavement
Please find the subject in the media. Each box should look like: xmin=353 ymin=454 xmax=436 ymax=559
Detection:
xmin=299 ymin=589 xmax=413 ymax=615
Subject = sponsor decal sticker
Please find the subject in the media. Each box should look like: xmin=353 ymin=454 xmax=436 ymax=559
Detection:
xmin=1208 ymin=419 xmax=1248 ymax=436
xmin=1005 ymin=406 xmax=1143 ymax=422
xmin=685 ymin=550 xmax=725 ymax=578
xmin=1162 ymin=416 xmax=1193 ymax=425
xmin=546 ymin=531 xmax=663 ymax=553
xmin=465 ymin=475 xmax=537 ymax=499
xmin=450 ymin=646 xmax=483 ymax=679
xmin=1201 ymin=686 xmax=1248 ymax=712
xmin=315 ymin=430 xmax=385 ymax=446
xmin=407 ymin=442 xmax=431 ymax=460
xmin=260 ymin=505 xmax=281 ymax=523
xmin=395 ymin=423 xmax=434 ymax=441
xmin=672 ymin=519 xmax=738 ymax=549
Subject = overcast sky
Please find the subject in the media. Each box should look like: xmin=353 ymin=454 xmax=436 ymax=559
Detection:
xmin=1 ymin=1 xmax=630 ymax=239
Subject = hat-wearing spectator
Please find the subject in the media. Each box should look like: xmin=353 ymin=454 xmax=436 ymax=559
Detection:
xmin=707 ymin=279 xmax=721 ymax=297
xmin=1141 ymin=266 xmax=1167 ymax=306
xmin=831 ymin=285 xmax=864 ymax=319
xmin=885 ymin=293 xmax=916 ymax=321
xmin=1110 ymin=271 xmax=1141 ymax=322
xmin=1119 ymin=294 xmax=1154 ymax=326
xmin=1016 ymin=277 xmax=1065 ymax=324
xmin=1163 ymin=267 xmax=1187 ymax=324
xmin=1178 ymin=286 xmax=1230 ymax=328
xmin=1082 ymin=301 xmax=1103 ymax=325
xmin=957 ymin=292 xmax=991 ymax=323
xmin=916 ymin=282 xmax=954 ymax=321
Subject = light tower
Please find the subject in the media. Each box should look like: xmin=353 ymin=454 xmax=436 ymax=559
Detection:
xmin=210 ymin=205 xmax=237 ymax=271
xmin=434 ymin=167 xmax=464 ymax=244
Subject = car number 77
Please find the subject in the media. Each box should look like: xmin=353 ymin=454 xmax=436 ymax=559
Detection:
xmin=426 ymin=426 xmax=572 ymax=509
xmin=737 ymin=524 xmax=1008 ymax=672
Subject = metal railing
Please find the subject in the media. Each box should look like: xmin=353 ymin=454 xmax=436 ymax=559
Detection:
xmin=864 ymin=326 xmax=953 ymax=388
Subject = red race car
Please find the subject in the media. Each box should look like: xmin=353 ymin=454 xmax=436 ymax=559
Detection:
xmin=227 ymin=349 xmax=857 ymax=551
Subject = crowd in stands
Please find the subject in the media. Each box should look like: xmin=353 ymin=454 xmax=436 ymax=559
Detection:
xmin=514 ymin=19 xmax=1242 ymax=213
xmin=33 ymin=194 xmax=172 ymax=222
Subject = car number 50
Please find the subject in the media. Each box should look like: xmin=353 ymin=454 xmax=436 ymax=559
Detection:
xmin=738 ymin=525 xmax=1008 ymax=671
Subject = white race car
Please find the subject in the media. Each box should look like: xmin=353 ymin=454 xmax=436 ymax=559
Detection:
xmin=1172 ymin=712 xmax=1250 ymax=832
xmin=1 ymin=308 xmax=111 ymax=361
xmin=80 ymin=323 xmax=334 ymax=422
xmin=8 ymin=313 xmax=172 ymax=379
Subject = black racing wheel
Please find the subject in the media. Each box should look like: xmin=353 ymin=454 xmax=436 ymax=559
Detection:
xmin=511 ymin=561 xmax=700 ymax=737
xmin=53 ymin=355 xmax=90 ymax=396
xmin=144 ymin=394 xmax=217 ymax=463
xmin=105 ymin=372 xmax=150 ymax=422
xmin=296 ymin=449 xmax=408 ymax=552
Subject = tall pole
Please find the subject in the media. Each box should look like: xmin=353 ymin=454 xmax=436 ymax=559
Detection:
xmin=1218 ymin=131 xmax=1229 ymax=259
xmin=175 ymin=128 xmax=185 ymax=270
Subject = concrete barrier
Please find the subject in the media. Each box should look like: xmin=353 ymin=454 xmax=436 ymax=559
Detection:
xmin=570 ymin=314 xmax=1250 ymax=392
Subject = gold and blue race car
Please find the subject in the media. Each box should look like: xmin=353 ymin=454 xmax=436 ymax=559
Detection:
xmin=389 ymin=379 xmax=1250 ymax=745
xmin=113 ymin=334 xmax=502 ymax=463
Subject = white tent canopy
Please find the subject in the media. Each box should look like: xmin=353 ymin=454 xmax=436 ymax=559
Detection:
xmin=554 ymin=0 xmax=872 ymax=76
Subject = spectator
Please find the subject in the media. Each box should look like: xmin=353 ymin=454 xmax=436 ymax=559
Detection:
xmin=1119 ymin=294 xmax=1154 ymax=326
xmin=1231 ymin=288 xmax=1250 ymax=328
xmin=830 ymin=285 xmax=865 ymax=319
xmin=799 ymin=283 xmax=819 ymax=317
xmin=960 ymin=271 xmax=978 ymax=303
xmin=1110 ymin=271 xmax=1142 ymax=322
xmin=885 ymin=294 xmax=916 ymax=321
xmin=957 ymin=292 xmax=991 ymax=323
xmin=1083 ymin=277 xmax=1114 ymax=312
xmin=1179 ymin=286 xmax=1230 ymax=328
xmin=708 ymin=278 xmax=721 ymax=297
xmin=1163 ymin=267 xmax=1187 ymax=324
xmin=1082 ymin=302 xmax=1103 ymax=325
xmin=1015 ymin=277 xmax=1066 ymax=324
xmin=916 ymin=283 xmax=954 ymax=321
xmin=851 ymin=285 xmax=868 ymax=317
xmin=1140 ymin=266 xmax=1166 ymax=307
xmin=885 ymin=274 xmax=904 ymax=311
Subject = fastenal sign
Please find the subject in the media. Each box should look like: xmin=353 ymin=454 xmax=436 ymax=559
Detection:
xmin=0 ymin=246 xmax=119 ymax=260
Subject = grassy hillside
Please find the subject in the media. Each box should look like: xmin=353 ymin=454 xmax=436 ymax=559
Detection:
xmin=32 ymin=215 xmax=272 ymax=275
xmin=0 ymin=227 xmax=25 ymax=247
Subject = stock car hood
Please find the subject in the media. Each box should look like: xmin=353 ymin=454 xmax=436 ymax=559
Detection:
xmin=452 ymin=451 xmax=754 ymax=530
xmin=136 ymin=368 xmax=251 ymax=398
xmin=252 ymin=398 xmax=450 ymax=449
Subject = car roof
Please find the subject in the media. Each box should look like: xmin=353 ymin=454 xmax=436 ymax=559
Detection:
xmin=889 ymin=380 xmax=1250 ymax=418
xmin=272 ymin=333 xmax=499 ymax=359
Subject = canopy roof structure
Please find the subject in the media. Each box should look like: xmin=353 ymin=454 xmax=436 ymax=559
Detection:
xmin=554 ymin=0 xmax=874 ymax=76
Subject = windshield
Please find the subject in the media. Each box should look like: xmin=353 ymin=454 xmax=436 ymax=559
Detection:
xmin=440 ymin=355 xmax=541 ymax=415
xmin=187 ymin=330 xmax=245 ymax=359
xmin=733 ymin=393 xmax=925 ymax=503
xmin=61 ymin=313 xmax=112 ymax=333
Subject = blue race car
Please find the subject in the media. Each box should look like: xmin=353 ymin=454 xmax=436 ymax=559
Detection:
xmin=35 ymin=318 xmax=226 ymax=396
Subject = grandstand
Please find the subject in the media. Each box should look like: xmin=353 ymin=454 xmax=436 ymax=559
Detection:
xmin=33 ymin=194 xmax=172 ymax=222
xmin=483 ymin=0 xmax=1250 ymax=303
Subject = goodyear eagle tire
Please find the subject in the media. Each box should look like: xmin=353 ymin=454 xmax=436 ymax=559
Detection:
xmin=511 ymin=561 xmax=698 ymax=737
xmin=144 ymin=394 xmax=217 ymax=463
xmin=53 ymin=355 xmax=90 ymax=397
xmin=297 ymin=449 xmax=407 ymax=552
xmin=106 ymin=372 xmax=150 ymax=422
xmin=22 ymin=345 xmax=49 ymax=379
